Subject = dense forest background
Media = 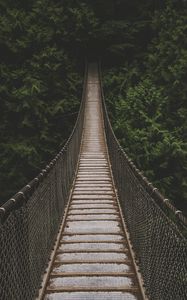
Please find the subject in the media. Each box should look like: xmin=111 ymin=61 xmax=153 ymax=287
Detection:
xmin=0 ymin=0 xmax=186 ymax=214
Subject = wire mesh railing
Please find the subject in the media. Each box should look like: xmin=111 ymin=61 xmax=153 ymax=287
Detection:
xmin=0 ymin=64 xmax=88 ymax=300
xmin=99 ymin=65 xmax=187 ymax=300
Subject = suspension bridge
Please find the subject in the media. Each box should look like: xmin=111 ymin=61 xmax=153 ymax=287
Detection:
xmin=0 ymin=63 xmax=186 ymax=300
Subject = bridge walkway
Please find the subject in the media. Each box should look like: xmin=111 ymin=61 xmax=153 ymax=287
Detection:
xmin=41 ymin=63 xmax=144 ymax=300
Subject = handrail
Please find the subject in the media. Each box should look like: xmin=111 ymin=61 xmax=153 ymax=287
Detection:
xmin=99 ymin=62 xmax=187 ymax=300
xmin=99 ymin=63 xmax=187 ymax=229
xmin=0 ymin=61 xmax=186 ymax=300
xmin=0 ymin=62 xmax=88 ymax=224
xmin=0 ymin=61 xmax=88 ymax=300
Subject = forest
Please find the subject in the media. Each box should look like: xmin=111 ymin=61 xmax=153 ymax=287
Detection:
xmin=0 ymin=0 xmax=186 ymax=214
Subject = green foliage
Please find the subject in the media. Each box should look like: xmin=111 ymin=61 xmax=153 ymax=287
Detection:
xmin=0 ymin=0 xmax=186 ymax=216
xmin=0 ymin=0 xmax=91 ymax=203
xmin=103 ymin=1 xmax=187 ymax=213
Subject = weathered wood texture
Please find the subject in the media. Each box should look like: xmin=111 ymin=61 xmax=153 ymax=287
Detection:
xmin=42 ymin=63 xmax=144 ymax=300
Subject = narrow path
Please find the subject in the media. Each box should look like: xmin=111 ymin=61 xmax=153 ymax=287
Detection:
xmin=42 ymin=63 xmax=143 ymax=300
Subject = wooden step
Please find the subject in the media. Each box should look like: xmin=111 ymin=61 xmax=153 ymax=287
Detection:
xmin=41 ymin=63 xmax=143 ymax=300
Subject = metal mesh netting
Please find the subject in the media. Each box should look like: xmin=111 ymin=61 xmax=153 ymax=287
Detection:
xmin=0 ymin=66 xmax=87 ymax=300
xmin=1 ymin=62 xmax=187 ymax=300
xmin=100 ymin=70 xmax=187 ymax=299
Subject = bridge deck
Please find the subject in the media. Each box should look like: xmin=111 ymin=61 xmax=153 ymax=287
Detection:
xmin=41 ymin=64 xmax=143 ymax=300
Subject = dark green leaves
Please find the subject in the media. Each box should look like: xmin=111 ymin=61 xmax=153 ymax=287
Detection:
xmin=0 ymin=0 xmax=85 ymax=204
xmin=103 ymin=1 xmax=187 ymax=214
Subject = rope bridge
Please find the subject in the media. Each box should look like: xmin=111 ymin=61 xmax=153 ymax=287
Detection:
xmin=0 ymin=63 xmax=186 ymax=300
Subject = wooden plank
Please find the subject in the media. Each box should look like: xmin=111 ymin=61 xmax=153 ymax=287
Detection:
xmin=56 ymin=249 xmax=128 ymax=254
xmin=41 ymin=63 xmax=144 ymax=300
xmin=50 ymin=272 xmax=135 ymax=277
xmin=46 ymin=286 xmax=139 ymax=292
